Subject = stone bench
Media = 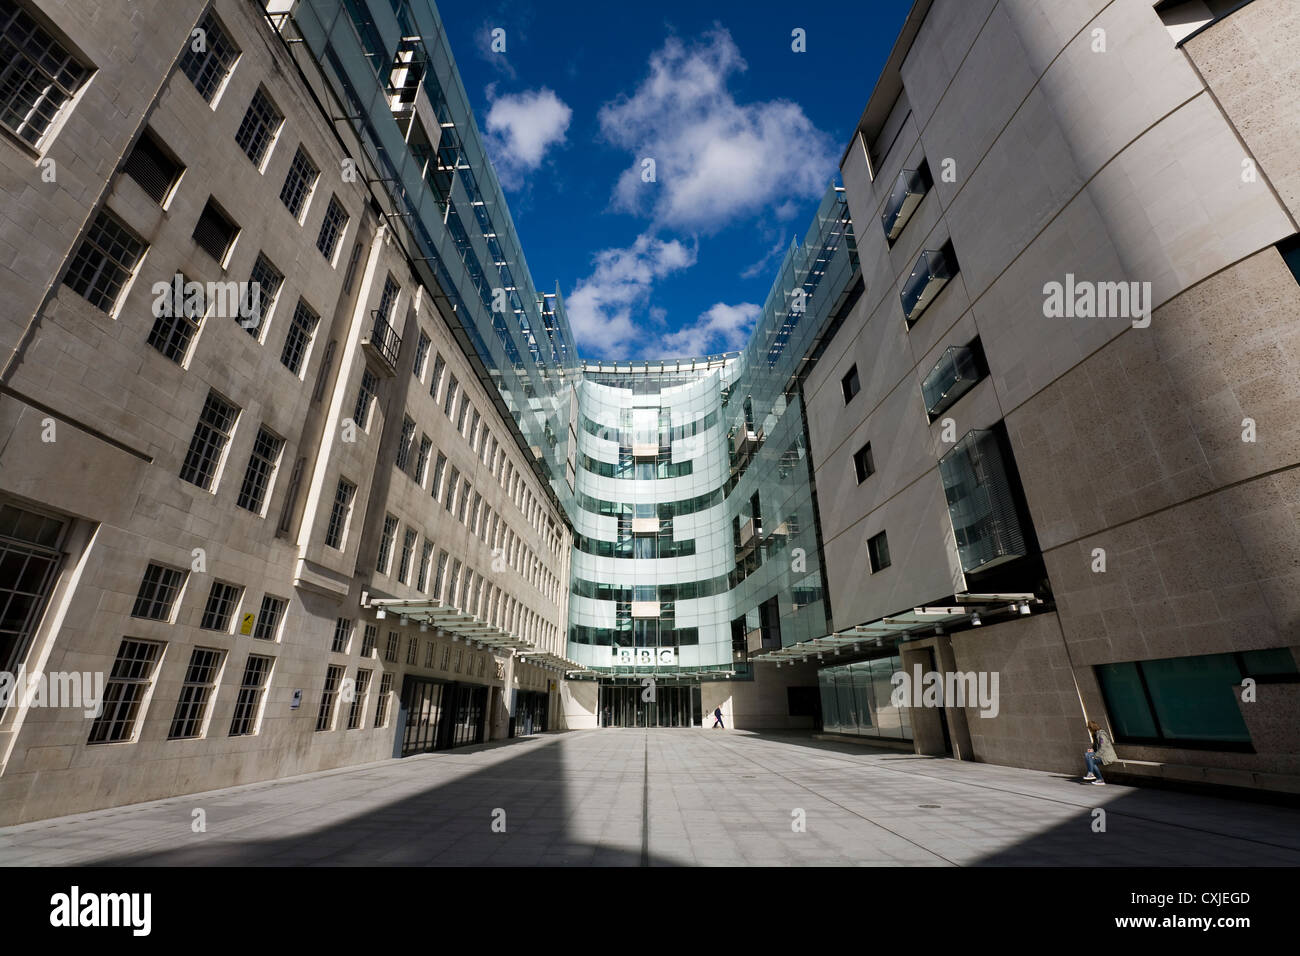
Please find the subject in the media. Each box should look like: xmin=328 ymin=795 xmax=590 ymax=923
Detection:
xmin=1106 ymin=758 xmax=1300 ymax=796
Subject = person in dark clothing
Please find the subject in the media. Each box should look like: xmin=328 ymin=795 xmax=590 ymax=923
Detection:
xmin=712 ymin=706 xmax=724 ymax=729
xmin=1083 ymin=719 xmax=1116 ymax=785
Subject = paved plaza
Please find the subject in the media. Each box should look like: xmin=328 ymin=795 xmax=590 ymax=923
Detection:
xmin=1 ymin=730 xmax=1297 ymax=866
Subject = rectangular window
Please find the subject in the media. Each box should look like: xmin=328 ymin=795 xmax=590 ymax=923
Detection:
xmin=377 ymin=274 xmax=400 ymax=320
xmin=0 ymin=503 xmax=65 ymax=672
xmin=458 ymin=482 xmax=471 ymax=524
xmin=168 ymin=646 xmax=224 ymax=739
xmin=468 ymin=407 xmax=479 ymax=447
xmin=280 ymin=299 xmax=318 ymax=376
xmin=398 ymin=528 xmax=416 ymax=584
xmin=359 ymin=623 xmax=377 ymax=658
xmin=179 ymin=391 xmax=239 ymax=490
xmin=87 ymin=638 xmax=163 ymax=744
xmin=447 ymin=560 xmax=461 ymax=607
xmin=178 ymin=10 xmax=238 ymax=104
xmin=63 ymin=210 xmax=145 ymax=314
xmin=443 ymin=374 xmax=459 ymax=417
xmin=432 ymin=550 xmax=448 ymax=600
xmin=279 ymin=145 xmax=319 ymax=219
xmin=145 ymin=272 xmax=203 ymax=364
xmin=455 ymin=393 xmax=470 ymax=434
xmin=315 ymin=664 xmax=344 ymax=731
xmin=445 ymin=467 xmax=460 ymax=514
xmin=236 ymin=425 xmax=284 ymax=514
xmin=376 ymin=514 xmax=398 ymax=574
xmin=384 ymin=631 xmax=399 ymax=663
xmin=395 ymin=416 xmax=416 ymax=471
xmin=431 ymin=452 xmax=447 ymax=501
xmin=332 ymin=617 xmax=353 ymax=654
xmin=234 ymin=87 xmax=282 ymax=168
xmin=324 ymin=477 xmax=355 ymax=549
xmin=853 ymin=443 xmax=874 ymax=484
xmin=374 ymin=672 xmax=393 ymax=727
xmin=405 ymin=636 xmax=418 ymax=665
xmin=347 ymin=669 xmax=371 ymax=729
xmin=123 ymin=129 xmax=182 ymax=204
xmin=429 ymin=353 xmax=446 ymax=401
xmin=192 ymin=196 xmax=239 ymax=265
xmin=228 ymin=653 xmax=273 ymax=736
xmin=417 ymin=538 xmax=433 ymax=593
xmin=413 ymin=332 xmax=430 ymax=379
xmin=316 ymin=195 xmax=348 ymax=262
xmin=425 ymin=641 xmax=435 ymax=667
xmin=0 ymin=0 xmax=91 ymax=147
xmin=131 ymin=563 xmax=186 ymax=622
xmin=353 ymin=368 xmax=378 ymax=430
xmin=867 ymin=531 xmax=891 ymax=573
xmin=415 ymin=435 xmax=432 ymax=486
xmin=200 ymin=580 xmax=242 ymax=631
xmin=244 ymin=253 xmax=283 ymax=339
xmin=841 ymin=364 xmax=860 ymax=403
xmin=253 ymin=595 xmax=286 ymax=641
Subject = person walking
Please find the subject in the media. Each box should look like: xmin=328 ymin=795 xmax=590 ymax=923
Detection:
xmin=1083 ymin=719 xmax=1116 ymax=784
xmin=712 ymin=706 xmax=724 ymax=729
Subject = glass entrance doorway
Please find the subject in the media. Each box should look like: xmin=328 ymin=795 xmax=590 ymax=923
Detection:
xmin=599 ymin=682 xmax=700 ymax=727
xmin=400 ymin=677 xmax=444 ymax=756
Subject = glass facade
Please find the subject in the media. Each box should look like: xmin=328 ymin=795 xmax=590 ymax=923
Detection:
xmin=818 ymin=655 xmax=913 ymax=740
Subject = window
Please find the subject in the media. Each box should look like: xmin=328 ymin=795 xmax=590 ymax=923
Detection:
xmin=200 ymin=580 xmax=242 ymax=631
xmin=1279 ymin=234 xmax=1300 ymax=286
xmin=374 ymin=672 xmax=393 ymax=727
xmin=179 ymin=391 xmax=239 ymax=490
xmin=315 ymin=664 xmax=344 ymax=731
xmin=192 ymin=197 xmax=239 ymax=265
xmin=867 ymin=531 xmax=891 ymax=572
xmin=228 ymin=654 xmax=273 ymax=736
xmin=384 ymin=631 xmax=399 ymax=663
xmin=923 ymin=341 xmax=986 ymax=420
xmin=413 ymin=332 xmax=430 ymax=379
xmin=468 ymin=408 xmax=480 ymax=449
xmin=425 ymin=641 xmax=435 ymax=667
xmin=841 ymin=365 xmax=860 ymax=403
xmin=881 ymin=162 xmax=932 ymax=243
xmin=236 ymin=425 xmax=284 ymax=514
xmin=0 ymin=0 xmax=90 ymax=147
xmin=280 ymin=299 xmax=318 ymax=375
xmin=359 ymin=623 xmax=377 ymax=658
xmin=853 ymin=443 xmax=874 ymax=484
xmin=122 ymin=129 xmax=182 ymax=204
xmin=353 ymin=368 xmax=378 ymax=430
xmin=168 ymin=647 xmax=224 ymax=739
xmin=234 ymin=87 xmax=282 ymax=168
xmin=429 ymin=353 xmax=446 ymax=401
xmin=341 ymin=239 xmax=363 ymax=292
xmin=376 ymin=514 xmax=398 ymax=574
xmin=244 ymin=254 xmax=283 ymax=339
xmin=415 ymin=435 xmax=432 ymax=486
xmin=458 ymin=482 xmax=471 ymax=524
xmin=279 ymin=145 xmax=319 ymax=219
xmin=377 ymin=274 xmax=400 ymax=320
xmin=432 ymin=550 xmax=448 ymax=599
xmin=324 ymin=477 xmax=355 ymax=549
xmin=145 ymin=272 xmax=203 ymax=364
xmin=63 ymin=210 xmax=145 ymax=313
xmin=87 ymin=638 xmax=164 ymax=744
xmin=131 ymin=562 xmax=186 ymax=621
xmin=901 ymin=241 xmax=957 ymax=327
xmin=330 ymin=618 xmax=353 ymax=654
xmin=405 ymin=636 xmax=418 ymax=665
xmin=417 ymin=539 xmax=433 ymax=592
xmin=0 ymin=503 xmax=66 ymax=673
xmin=316 ymin=195 xmax=348 ymax=262
xmin=178 ymin=10 xmax=239 ymax=104
xmin=347 ymin=669 xmax=371 ymax=729
xmin=455 ymin=394 xmax=470 ymax=434
xmin=431 ymin=452 xmax=447 ymax=501
xmin=443 ymin=374 xmax=459 ymax=417
xmin=253 ymin=595 xmax=286 ymax=641
xmin=395 ymin=416 xmax=416 ymax=471
xmin=397 ymin=528 xmax=416 ymax=584
xmin=445 ymin=466 xmax=459 ymax=514
xmin=1096 ymin=649 xmax=1297 ymax=748
xmin=938 ymin=428 xmax=1027 ymax=574
xmin=447 ymin=560 xmax=461 ymax=606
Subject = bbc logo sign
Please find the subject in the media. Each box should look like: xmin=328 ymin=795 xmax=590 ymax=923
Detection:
xmin=611 ymin=647 xmax=677 ymax=667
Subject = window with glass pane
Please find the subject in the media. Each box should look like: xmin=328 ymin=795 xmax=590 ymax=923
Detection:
xmin=359 ymin=623 xmax=376 ymax=657
xmin=244 ymin=254 xmax=282 ymax=338
xmin=0 ymin=1 xmax=91 ymax=147
xmin=0 ymin=503 xmax=65 ymax=673
xmin=347 ymin=669 xmax=371 ymax=729
xmin=87 ymin=638 xmax=163 ymax=744
xmin=1142 ymin=654 xmax=1251 ymax=744
xmin=234 ymin=87 xmax=282 ymax=167
xmin=280 ymin=299 xmax=318 ymax=375
xmin=179 ymin=391 xmax=239 ymax=490
xmin=63 ymin=210 xmax=145 ymax=313
xmin=168 ymin=646 xmax=224 ymax=739
xmin=316 ymin=196 xmax=347 ymax=261
xmin=236 ymin=426 xmax=284 ymax=514
xmin=315 ymin=664 xmax=344 ymax=731
xmin=324 ymin=478 xmax=354 ymax=549
xmin=228 ymin=653 xmax=273 ymax=736
xmin=279 ymin=145 xmax=318 ymax=219
xmin=178 ymin=11 xmax=238 ymax=103
xmin=376 ymin=514 xmax=397 ymax=574
xmin=200 ymin=580 xmax=241 ymax=631
xmin=395 ymin=416 xmax=416 ymax=471
xmin=353 ymin=368 xmax=377 ymax=430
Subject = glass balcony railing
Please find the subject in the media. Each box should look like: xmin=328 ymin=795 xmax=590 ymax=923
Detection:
xmin=922 ymin=344 xmax=981 ymax=418
xmin=938 ymin=429 xmax=1026 ymax=574
xmin=901 ymin=245 xmax=954 ymax=326
xmin=881 ymin=166 xmax=929 ymax=241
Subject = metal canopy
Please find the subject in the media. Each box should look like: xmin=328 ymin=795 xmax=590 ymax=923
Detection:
xmin=749 ymin=593 xmax=1041 ymax=664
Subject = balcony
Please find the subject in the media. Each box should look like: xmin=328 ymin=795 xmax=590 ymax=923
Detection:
xmin=362 ymin=309 xmax=402 ymax=375
xmin=731 ymin=428 xmax=764 ymax=474
xmin=938 ymin=429 xmax=1026 ymax=574
xmin=901 ymin=245 xmax=955 ymax=326
xmin=881 ymin=166 xmax=929 ymax=242
xmin=922 ymin=344 xmax=981 ymax=419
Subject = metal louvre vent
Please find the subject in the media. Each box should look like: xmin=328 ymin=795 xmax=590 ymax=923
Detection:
xmin=123 ymin=131 xmax=181 ymax=204
xmin=938 ymin=429 xmax=1025 ymax=573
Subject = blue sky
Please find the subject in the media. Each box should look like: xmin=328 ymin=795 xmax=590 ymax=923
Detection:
xmin=436 ymin=0 xmax=914 ymax=360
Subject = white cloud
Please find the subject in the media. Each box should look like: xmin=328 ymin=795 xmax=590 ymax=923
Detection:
xmin=661 ymin=302 xmax=761 ymax=358
xmin=598 ymin=29 xmax=837 ymax=231
xmin=483 ymin=87 xmax=572 ymax=189
xmin=564 ymin=234 xmax=698 ymax=357
xmin=740 ymin=231 xmax=789 ymax=279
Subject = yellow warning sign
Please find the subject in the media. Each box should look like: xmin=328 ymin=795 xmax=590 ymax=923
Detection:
xmin=239 ymin=613 xmax=255 ymax=636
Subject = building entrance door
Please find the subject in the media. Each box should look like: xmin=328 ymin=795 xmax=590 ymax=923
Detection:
xmin=399 ymin=677 xmax=444 ymax=756
xmin=599 ymin=683 xmax=700 ymax=727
